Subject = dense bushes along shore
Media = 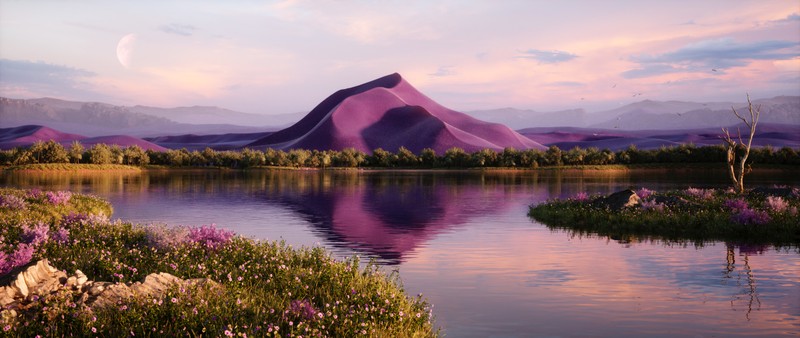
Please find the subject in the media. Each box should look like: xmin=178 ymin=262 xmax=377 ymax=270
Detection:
xmin=0 ymin=188 xmax=438 ymax=336
xmin=2 ymin=140 xmax=799 ymax=169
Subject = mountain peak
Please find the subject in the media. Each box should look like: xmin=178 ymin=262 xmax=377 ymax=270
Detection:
xmin=248 ymin=74 xmax=544 ymax=153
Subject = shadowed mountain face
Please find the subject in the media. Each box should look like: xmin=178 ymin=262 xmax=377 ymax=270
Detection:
xmin=248 ymin=73 xmax=546 ymax=153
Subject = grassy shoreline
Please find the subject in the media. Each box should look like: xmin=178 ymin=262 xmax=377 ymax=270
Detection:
xmin=0 ymin=188 xmax=439 ymax=337
xmin=529 ymin=187 xmax=800 ymax=247
xmin=3 ymin=163 xmax=141 ymax=172
xmin=3 ymin=162 xmax=798 ymax=173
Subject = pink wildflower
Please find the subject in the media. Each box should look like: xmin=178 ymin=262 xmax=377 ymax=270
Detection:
xmin=188 ymin=224 xmax=234 ymax=249
xmin=572 ymin=192 xmax=589 ymax=202
xmin=45 ymin=191 xmax=72 ymax=205
xmin=765 ymin=196 xmax=788 ymax=212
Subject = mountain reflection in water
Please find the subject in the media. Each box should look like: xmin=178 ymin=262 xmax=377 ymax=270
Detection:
xmin=257 ymin=172 xmax=529 ymax=264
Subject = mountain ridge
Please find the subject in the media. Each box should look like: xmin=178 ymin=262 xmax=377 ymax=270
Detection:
xmin=247 ymin=73 xmax=546 ymax=153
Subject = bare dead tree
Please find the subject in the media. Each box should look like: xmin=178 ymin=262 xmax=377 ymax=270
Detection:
xmin=721 ymin=94 xmax=760 ymax=194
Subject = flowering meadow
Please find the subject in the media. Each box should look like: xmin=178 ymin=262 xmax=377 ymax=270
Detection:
xmin=0 ymin=188 xmax=438 ymax=337
xmin=528 ymin=186 xmax=800 ymax=246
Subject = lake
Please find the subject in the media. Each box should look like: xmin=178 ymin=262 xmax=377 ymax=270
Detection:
xmin=2 ymin=168 xmax=799 ymax=337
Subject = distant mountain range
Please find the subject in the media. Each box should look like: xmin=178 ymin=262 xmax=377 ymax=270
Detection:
xmin=1 ymin=78 xmax=797 ymax=152
xmin=0 ymin=97 xmax=280 ymax=137
xmin=2 ymin=94 xmax=797 ymax=137
xmin=126 ymin=104 xmax=304 ymax=127
xmin=518 ymin=124 xmax=800 ymax=151
xmin=466 ymin=96 xmax=799 ymax=130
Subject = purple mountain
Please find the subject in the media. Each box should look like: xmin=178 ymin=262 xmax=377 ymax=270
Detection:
xmin=247 ymin=73 xmax=545 ymax=153
xmin=0 ymin=125 xmax=167 ymax=151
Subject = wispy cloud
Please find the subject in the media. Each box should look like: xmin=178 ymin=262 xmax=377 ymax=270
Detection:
xmin=0 ymin=59 xmax=97 ymax=98
xmin=774 ymin=13 xmax=800 ymax=24
xmin=517 ymin=49 xmax=578 ymax=64
xmin=429 ymin=66 xmax=455 ymax=77
xmin=158 ymin=23 xmax=196 ymax=36
xmin=622 ymin=38 xmax=799 ymax=78
xmin=0 ymin=59 xmax=94 ymax=86
xmin=549 ymin=81 xmax=585 ymax=87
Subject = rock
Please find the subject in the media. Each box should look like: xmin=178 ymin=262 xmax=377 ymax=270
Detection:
xmin=14 ymin=274 xmax=28 ymax=299
xmin=130 ymin=272 xmax=184 ymax=298
xmin=75 ymin=270 xmax=88 ymax=286
xmin=0 ymin=259 xmax=220 ymax=321
xmin=1 ymin=260 xmax=64 ymax=302
xmin=65 ymin=276 xmax=77 ymax=289
xmin=0 ymin=285 xmax=16 ymax=308
xmin=592 ymin=189 xmax=641 ymax=211
xmin=89 ymin=283 xmax=134 ymax=309
xmin=87 ymin=283 xmax=107 ymax=296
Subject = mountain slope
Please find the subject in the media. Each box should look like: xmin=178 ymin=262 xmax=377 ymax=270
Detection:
xmin=247 ymin=73 xmax=545 ymax=153
xmin=0 ymin=125 xmax=167 ymax=151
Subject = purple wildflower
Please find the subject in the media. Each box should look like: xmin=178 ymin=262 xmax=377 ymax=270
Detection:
xmin=289 ymin=299 xmax=319 ymax=321
xmin=45 ymin=191 xmax=72 ymax=205
xmin=731 ymin=208 xmax=771 ymax=225
xmin=0 ymin=251 xmax=8 ymax=276
xmin=723 ymin=198 xmax=749 ymax=211
xmin=52 ymin=227 xmax=70 ymax=244
xmin=188 ymin=224 xmax=234 ymax=249
xmin=641 ymin=200 xmax=665 ymax=212
xmin=27 ymin=188 xmax=42 ymax=199
xmin=21 ymin=222 xmax=49 ymax=245
xmin=765 ymin=196 xmax=789 ymax=213
xmin=685 ymin=187 xmax=714 ymax=200
xmin=636 ymin=188 xmax=655 ymax=200
xmin=61 ymin=212 xmax=109 ymax=227
xmin=0 ymin=194 xmax=27 ymax=210
xmin=0 ymin=243 xmax=35 ymax=276
xmin=144 ymin=224 xmax=189 ymax=249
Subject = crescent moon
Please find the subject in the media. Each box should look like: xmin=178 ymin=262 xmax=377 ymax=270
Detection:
xmin=116 ymin=34 xmax=137 ymax=68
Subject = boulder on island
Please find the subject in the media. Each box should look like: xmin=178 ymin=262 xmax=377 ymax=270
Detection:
xmin=592 ymin=189 xmax=642 ymax=211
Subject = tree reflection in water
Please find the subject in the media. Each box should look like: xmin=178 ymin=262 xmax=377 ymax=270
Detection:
xmin=725 ymin=242 xmax=766 ymax=320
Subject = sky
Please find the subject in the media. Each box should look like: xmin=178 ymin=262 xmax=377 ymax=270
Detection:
xmin=1 ymin=0 xmax=798 ymax=115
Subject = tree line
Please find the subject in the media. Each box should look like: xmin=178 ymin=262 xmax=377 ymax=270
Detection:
xmin=1 ymin=140 xmax=798 ymax=169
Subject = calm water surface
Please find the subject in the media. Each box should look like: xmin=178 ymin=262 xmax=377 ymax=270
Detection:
xmin=2 ymin=169 xmax=799 ymax=337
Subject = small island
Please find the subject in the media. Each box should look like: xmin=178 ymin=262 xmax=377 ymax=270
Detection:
xmin=0 ymin=188 xmax=437 ymax=337
xmin=528 ymin=186 xmax=800 ymax=246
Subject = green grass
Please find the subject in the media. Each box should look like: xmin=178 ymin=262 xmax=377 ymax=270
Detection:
xmin=528 ymin=187 xmax=800 ymax=247
xmin=4 ymin=163 xmax=141 ymax=172
xmin=0 ymin=188 xmax=439 ymax=337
